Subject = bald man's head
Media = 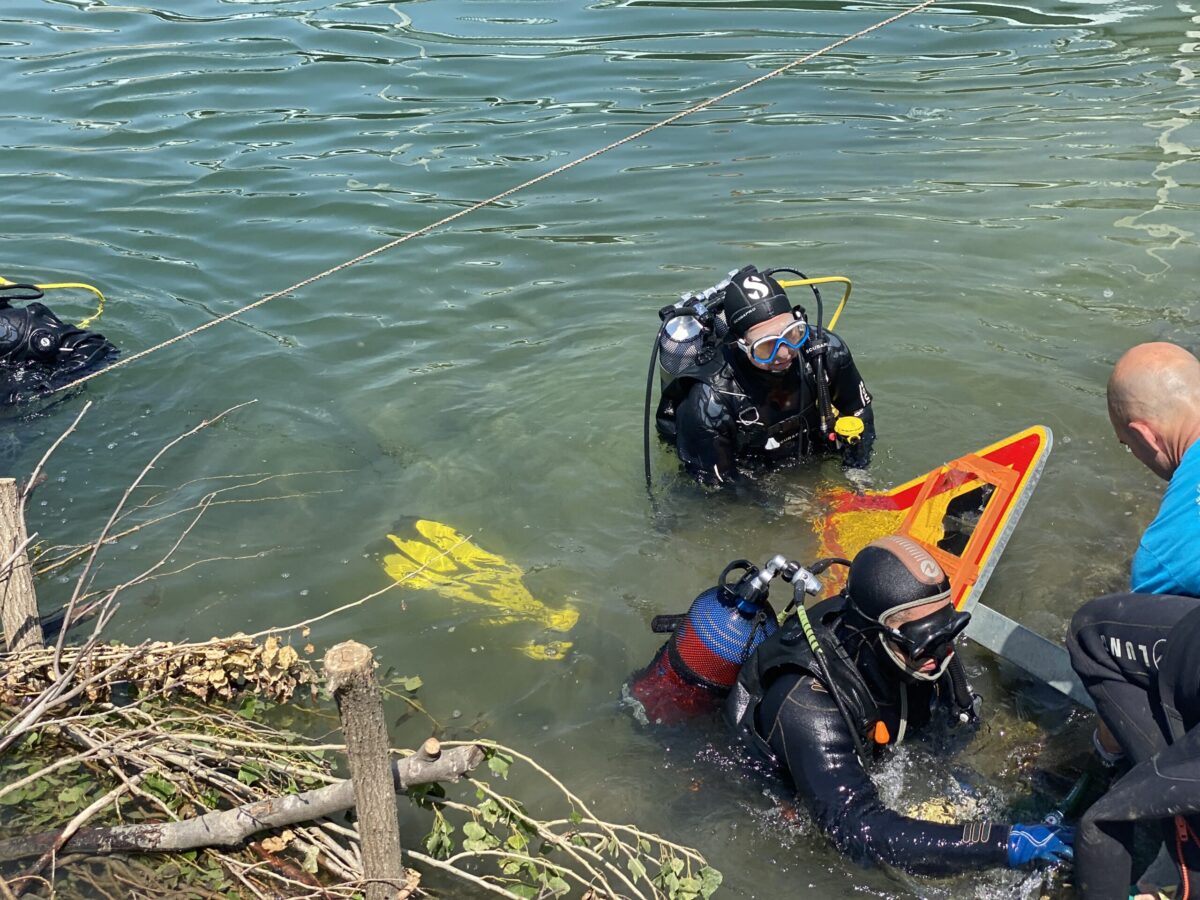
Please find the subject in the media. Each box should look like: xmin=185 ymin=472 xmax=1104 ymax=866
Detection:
xmin=1108 ymin=342 xmax=1200 ymax=480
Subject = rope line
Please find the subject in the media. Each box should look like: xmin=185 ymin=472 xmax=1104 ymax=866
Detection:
xmin=54 ymin=0 xmax=937 ymax=395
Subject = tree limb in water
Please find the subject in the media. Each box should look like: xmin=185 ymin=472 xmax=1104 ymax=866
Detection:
xmin=0 ymin=742 xmax=483 ymax=864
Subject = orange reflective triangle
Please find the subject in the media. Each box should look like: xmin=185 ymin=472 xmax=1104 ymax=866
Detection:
xmin=814 ymin=426 xmax=1052 ymax=612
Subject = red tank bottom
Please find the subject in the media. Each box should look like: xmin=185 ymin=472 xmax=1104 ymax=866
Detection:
xmin=627 ymin=644 xmax=723 ymax=726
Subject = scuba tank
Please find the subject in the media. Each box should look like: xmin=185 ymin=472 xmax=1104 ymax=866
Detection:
xmin=626 ymin=555 xmax=821 ymax=726
xmin=654 ymin=279 xmax=733 ymax=387
xmin=642 ymin=276 xmax=733 ymax=502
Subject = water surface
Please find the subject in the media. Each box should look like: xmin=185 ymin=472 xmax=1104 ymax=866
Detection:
xmin=3 ymin=0 xmax=1198 ymax=896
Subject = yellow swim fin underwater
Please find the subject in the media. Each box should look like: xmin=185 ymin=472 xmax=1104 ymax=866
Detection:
xmin=382 ymin=519 xmax=578 ymax=661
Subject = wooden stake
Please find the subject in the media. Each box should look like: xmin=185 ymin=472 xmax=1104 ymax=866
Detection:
xmin=0 ymin=478 xmax=42 ymax=653
xmin=323 ymin=641 xmax=405 ymax=899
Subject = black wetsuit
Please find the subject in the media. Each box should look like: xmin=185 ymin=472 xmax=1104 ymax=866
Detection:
xmin=657 ymin=327 xmax=874 ymax=484
xmin=726 ymin=604 xmax=1010 ymax=874
xmin=1068 ymin=593 xmax=1200 ymax=898
xmin=0 ymin=299 xmax=117 ymax=405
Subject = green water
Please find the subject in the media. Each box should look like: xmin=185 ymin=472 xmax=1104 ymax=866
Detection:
xmin=3 ymin=0 xmax=1198 ymax=896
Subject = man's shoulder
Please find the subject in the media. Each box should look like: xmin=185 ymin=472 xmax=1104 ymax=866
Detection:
xmin=1135 ymin=472 xmax=1200 ymax=595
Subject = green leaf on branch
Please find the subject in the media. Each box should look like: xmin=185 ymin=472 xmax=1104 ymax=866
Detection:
xmin=478 ymin=797 xmax=503 ymax=825
xmin=486 ymin=750 xmax=513 ymax=780
xmin=236 ymin=762 xmax=263 ymax=786
xmin=506 ymin=832 xmax=528 ymax=852
xmin=699 ymin=866 xmax=723 ymax=898
xmin=236 ymin=696 xmax=257 ymax=719
xmin=423 ymin=811 xmax=454 ymax=859
xmin=57 ymin=785 xmax=87 ymax=805
xmin=143 ymin=772 xmax=177 ymax=802
xmin=462 ymin=820 xmax=500 ymax=852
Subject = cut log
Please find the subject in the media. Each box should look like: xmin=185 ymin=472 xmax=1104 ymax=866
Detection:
xmin=0 ymin=478 xmax=41 ymax=653
xmin=322 ymin=641 xmax=404 ymax=899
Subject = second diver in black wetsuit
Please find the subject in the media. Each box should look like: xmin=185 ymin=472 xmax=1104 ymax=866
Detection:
xmin=654 ymin=264 xmax=875 ymax=486
xmin=724 ymin=535 xmax=1074 ymax=875
xmin=1068 ymin=592 xmax=1200 ymax=898
xmin=0 ymin=283 xmax=117 ymax=406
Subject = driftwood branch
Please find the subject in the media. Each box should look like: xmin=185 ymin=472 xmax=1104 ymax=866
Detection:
xmin=0 ymin=743 xmax=483 ymax=864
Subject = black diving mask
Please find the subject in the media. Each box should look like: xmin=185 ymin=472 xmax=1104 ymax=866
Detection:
xmin=880 ymin=604 xmax=971 ymax=681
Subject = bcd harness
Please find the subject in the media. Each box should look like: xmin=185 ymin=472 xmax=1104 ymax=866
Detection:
xmin=726 ymin=594 xmax=977 ymax=765
xmin=654 ymin=343 xmax=823 ymax=459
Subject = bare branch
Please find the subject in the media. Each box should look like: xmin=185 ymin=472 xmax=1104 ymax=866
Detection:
xmin=21 ymin=400 xmax=91 ymax=506
xmin=53 ymin=401 xmax=255 ymax=674
xmin=0 ymin=746 xmax=484 ymax=864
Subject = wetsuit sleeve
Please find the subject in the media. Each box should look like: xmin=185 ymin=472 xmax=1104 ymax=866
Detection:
xmin=673 ymin=381 xmax=739 ymax=484
xmin=761 ymin=671 xmax=1009 ymax=874
xmin=822 ymin=330 xmax=876 ymax=468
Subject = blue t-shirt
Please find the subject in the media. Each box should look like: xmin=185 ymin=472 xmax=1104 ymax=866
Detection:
xmin=1131 ymin=440 xmax=1200 ymax=597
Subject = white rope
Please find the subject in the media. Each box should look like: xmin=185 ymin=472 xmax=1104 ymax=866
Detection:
xmin=54 ymin=0 xmax=938 ymax=395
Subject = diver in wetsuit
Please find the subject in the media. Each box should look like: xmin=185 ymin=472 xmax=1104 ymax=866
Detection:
xmin=725 ymin=535 xmax=1073 ymax=875
xmin=1068 ymin=593 xmax=1200 ymax=898
xmin=655 ymin=265 xmax=874 ymax=485
xmin=0 ymin=284 xmax=117 ymax=405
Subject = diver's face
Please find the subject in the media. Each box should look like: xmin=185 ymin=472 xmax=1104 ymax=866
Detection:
xmin=883 ymin=598 xmax=955 ymax=676
xmin=740 ymin=312 xmax=802 ymax=372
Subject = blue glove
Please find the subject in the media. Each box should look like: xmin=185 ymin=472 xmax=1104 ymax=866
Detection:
xmin=1007 ymin=824 xmax=1075 ymax=867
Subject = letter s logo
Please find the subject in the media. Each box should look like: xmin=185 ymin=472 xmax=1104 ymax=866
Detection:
xmin=742 ymin=275 xmax=769 ymax=300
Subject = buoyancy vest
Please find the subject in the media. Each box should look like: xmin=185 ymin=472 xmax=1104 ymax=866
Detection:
xmin=725 ymin=595 xmax=947 ymax=762
xmin=655 ymin=345 xmax=818 ymax=459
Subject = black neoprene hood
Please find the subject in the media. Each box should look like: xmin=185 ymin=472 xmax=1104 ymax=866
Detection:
xmin=846 ymin=536 xmax=952 ymax=623
xmin=723 ymin=266 xmax=792 ymax=338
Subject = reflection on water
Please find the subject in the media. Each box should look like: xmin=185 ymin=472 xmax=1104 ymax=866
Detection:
xmin=2 ymin=0 xmax=1196 ymax=894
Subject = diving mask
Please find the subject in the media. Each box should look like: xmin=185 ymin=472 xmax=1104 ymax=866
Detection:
xmin=880 ymin=604 xmax=971 ymax=682
xmin=736 ymin=317 xmax=809 ymax=366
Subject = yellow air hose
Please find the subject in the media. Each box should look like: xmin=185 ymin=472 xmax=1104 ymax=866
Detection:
xmin=777 ymin=276 xmax=852 ymax=331
xmin=0 ymin=275 xmax=107 ymax=329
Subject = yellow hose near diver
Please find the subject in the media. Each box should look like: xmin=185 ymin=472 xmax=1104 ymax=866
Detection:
xmin=383 ymin=519 xmax=578 ymax=661
xmin=777 ymin=276 xmax=851 ymax=331
xmin=0 ymin=276 xmax=107 ymax=329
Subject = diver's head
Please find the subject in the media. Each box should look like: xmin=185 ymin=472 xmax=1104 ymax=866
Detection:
xmin=0 ymin=301 xmax=117 ymax=405
xmin=845 ymin=535 xmax=970 ymax=682
xmin=723 ymin=266 xmax=806 ymax=372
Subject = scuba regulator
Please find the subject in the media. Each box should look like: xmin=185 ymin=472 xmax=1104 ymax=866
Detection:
xmin=642 ymin=266 xmax=856 ymax=497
